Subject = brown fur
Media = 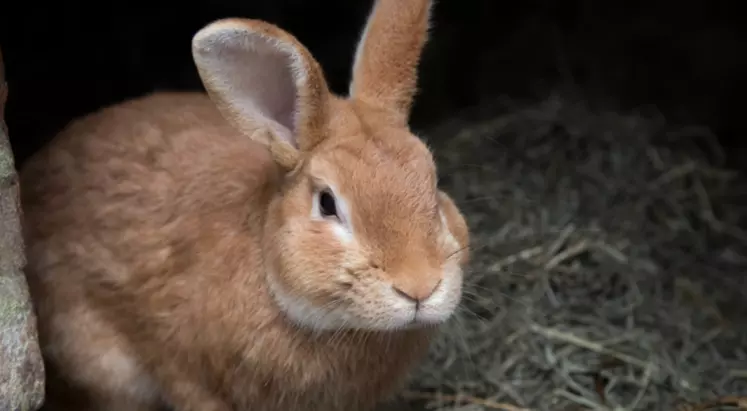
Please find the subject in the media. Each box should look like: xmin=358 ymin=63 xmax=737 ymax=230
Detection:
xmin=20 ymin=1 xmax=470 ymax=410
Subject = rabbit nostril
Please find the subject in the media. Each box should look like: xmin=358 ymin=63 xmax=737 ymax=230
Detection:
xmin=392 ymin=285 xmax=416 ymax=302
xmin=392 ymin=279 xmax=441 ymax=303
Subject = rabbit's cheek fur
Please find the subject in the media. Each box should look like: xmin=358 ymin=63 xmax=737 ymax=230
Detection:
xmin=263 ymin=216 xmax=360 ymax=331
xmin=437 ymin=191 xmax=470 ymax=265
xmin=266 ymin=272 xmax=356 ymax=331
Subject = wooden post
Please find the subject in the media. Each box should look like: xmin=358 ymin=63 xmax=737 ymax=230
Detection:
xmin=0 ymin=46 xmax=46 ymax=411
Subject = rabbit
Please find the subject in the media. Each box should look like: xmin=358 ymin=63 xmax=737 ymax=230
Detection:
xmin=19 ymin=0 xmax=470 ymax=410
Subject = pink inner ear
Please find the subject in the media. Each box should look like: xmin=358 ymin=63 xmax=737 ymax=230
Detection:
xmin=204 ymin=31 xmax=300 ymax=147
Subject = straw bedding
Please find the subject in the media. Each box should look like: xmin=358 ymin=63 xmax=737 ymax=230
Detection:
xmin=381 ymin=92 xmax=747 ymax=411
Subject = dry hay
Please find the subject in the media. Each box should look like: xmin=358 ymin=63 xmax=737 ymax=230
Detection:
xmin=388 ymin=93 xmax=747 ymax=411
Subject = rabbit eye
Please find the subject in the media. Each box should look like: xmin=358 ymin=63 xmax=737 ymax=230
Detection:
xmin=319 ymin=189 xmax=338 ymax=218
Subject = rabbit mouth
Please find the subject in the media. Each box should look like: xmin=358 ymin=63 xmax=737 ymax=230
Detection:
xmin=265 ymin=263 xmax=463 ymax=333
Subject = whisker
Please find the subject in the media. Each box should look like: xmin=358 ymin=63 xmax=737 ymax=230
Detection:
xmin=446 ymin=244 xmax=470 ymax=261
xmin=450 ymin=315 xmax=479 ymax=378
xmin=454 ymin=304 xmax=490 ymax=325
xmin=328 ymin=317 xmax=350 ymax=349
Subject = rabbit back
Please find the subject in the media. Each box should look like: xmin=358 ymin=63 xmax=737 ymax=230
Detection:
xmin=21 ymin=91 xmax=277 ymax=410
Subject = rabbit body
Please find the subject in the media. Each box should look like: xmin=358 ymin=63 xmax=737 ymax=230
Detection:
xmin=20 ymin=1 xmax=469 ymax=410
xmin=21 ymin=92 xmax=431 ymax=411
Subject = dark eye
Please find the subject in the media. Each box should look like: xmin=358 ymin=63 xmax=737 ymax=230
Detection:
xmin=319 ymin=190 xmax=338 ymax=218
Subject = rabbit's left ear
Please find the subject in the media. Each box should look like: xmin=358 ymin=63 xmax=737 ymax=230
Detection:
xmin=192 ymin=19 xmax=331 ymax=167
xmin=348 ymin=0 xmax=434 ymax=124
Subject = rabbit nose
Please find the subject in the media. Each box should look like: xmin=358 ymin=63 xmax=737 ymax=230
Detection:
xmin=392 ymin=277 xmax=441 ymax=303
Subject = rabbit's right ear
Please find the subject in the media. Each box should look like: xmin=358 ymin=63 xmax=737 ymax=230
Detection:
xmin=192 ymin=19 xmax=331 ymax=169
xmin=348 ymin=0 xmax=433 ymax=125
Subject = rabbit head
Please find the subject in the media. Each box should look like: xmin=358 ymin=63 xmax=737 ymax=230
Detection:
xmin=191 ymin=0 xmax=469 ymax=333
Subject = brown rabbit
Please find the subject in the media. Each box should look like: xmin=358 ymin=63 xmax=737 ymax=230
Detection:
xmin=19 ymin=0 xmax=470 ymax=410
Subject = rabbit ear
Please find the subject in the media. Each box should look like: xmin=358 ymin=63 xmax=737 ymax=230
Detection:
xmin=348 ymin=0 xmax=433 ymax=123
xmin=192 ymin=19 xmax=330 ymax=168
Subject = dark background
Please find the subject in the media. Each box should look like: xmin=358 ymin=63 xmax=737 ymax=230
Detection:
xmin=1 ymin=0 xmax=745 ymax=171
